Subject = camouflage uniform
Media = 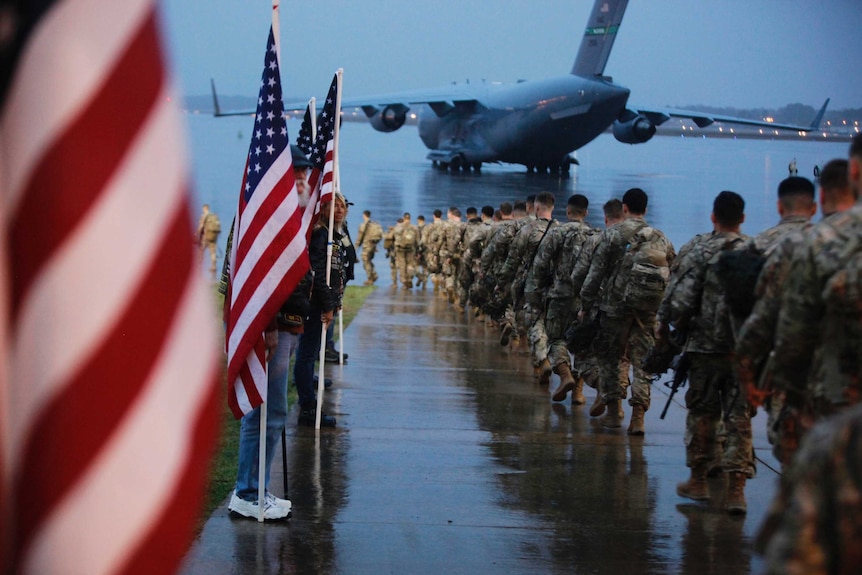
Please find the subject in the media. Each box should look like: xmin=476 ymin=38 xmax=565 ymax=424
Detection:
xmin=463 ymin=220 xmax=494 ymax=311
xmin=423 ymin=220 xmax=447 ymax=291
xmin=570 ymin=231 xmax=629 ymax=396
xmin=458 ymin=218 xmax=487 ymax=307
xmin=415 ymin=221 xmax=429 ymax=287
xmin=441 ymin=220 xmax=465 ymax=301
xmin=773 ymin=205 xmax=862 ymax=425
xmin=357 ymin=219 xmax=383 ymax=284
xmin=197 ymin=209 xmax=221 ymax=276
xmin=734 ymin=217 xmax=812 ymax=466
xmin=659 ymin=230 xmax=755 ymax=477
xmin=526 ymin=221 xmax=596 ymax=371
xmin=499 ymin=217 xmax=557 ymax=364
xmin=480 ymin=218 xmax=528 ymax=321
xmin=384 ymin=225 xmax=399 ymax=284
xmin=394 ymin=221 xmax=419 ymax=288
xmin=580 ymin=217 xmax=675 ymax=411
xmin=757 ymin=403 xmax=862 ymax=574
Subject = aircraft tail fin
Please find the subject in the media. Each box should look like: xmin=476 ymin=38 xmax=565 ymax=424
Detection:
xmin=808 ymin=98 xmax=830 ymax=131
xmin=571 ymin=0 xmax=630 ymax=78
xmin=211 ymin=78 xmax=224 ymax=116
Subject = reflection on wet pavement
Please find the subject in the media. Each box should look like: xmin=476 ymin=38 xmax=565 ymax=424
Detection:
xmin=181 ymin=287 xmax=777 ymax=574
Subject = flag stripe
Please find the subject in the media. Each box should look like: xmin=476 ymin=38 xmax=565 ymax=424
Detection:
xmin=12 ymin=206 xmax=195 ymax=568
xmin=115 ymin=382 xmax=218 ymax=575
xmin=0 ymin=0 xmax=152 ymax=214
xmin=227 ymin=200 xmax=306 ymax=354
xmin=7 ymin=11 xmax=163 ymax=321
xmin=7 ymin=91 xmax=188 ymax=473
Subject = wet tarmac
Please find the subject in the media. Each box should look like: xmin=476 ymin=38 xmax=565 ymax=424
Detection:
xmin=180 ymin=286 xmax=781 ymax=575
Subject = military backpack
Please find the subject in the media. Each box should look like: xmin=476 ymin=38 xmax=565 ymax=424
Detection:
xmin=365 ymin=221 xmax=384 ymax=244
xmin=621 ymin=225 xmax=672 ymax=312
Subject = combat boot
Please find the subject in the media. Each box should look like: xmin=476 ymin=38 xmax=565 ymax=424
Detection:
xmin=676 ymin=464 xmax=710 ymax=501
xmin=571 ymin=377 xmax=585 ymax=405
xmin=589 ymin=392 xmax=606 ymax=417
xmin=627 ymin=404 xmax=646 ymax=436
xmin=725 ymin=472 xmax=747 ymax=515
xmin=599 ymin=399 xmax=623 ymax=428
xmin=537 ymin=358 xmax=552 ymax=386
xmin=551 ymin=363 xmax=575 ymax=402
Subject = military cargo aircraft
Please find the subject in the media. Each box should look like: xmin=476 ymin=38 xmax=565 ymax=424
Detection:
xmin=213 ymin=0 xmax=827 ymax=174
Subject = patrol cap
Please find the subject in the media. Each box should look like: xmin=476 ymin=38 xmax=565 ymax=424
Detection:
xmin=290 ymin=145 xmax=313 ymax=169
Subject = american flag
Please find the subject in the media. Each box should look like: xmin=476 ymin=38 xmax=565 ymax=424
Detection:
xmin=305 ymin=74 xmax=339 ymax=213
xmin=296 ymin=104 xmax=315 ymax=157
xmin=225 ymin=27 xmax=309 ymax=418
xmin=0 ymin=2 xmax=219 ymax=574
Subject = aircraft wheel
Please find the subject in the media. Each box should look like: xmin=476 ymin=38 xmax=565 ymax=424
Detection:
xmin=439 ymin=162 xmax=450 ymax=171
xmin=472 ymin=162 xmax=482 ymax=172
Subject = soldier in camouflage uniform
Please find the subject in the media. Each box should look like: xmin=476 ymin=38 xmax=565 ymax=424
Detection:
xmin=580 ymin=188 xmax=674 ymax=436
xmin=441 ymin=207 xmax=465 ymax=304
xmin=571 ymin=199 xmax=629 ymax=417
xmin=525 ymin=194 xmax=596 ymax=403
xmin=656 ymin=191 xmax=751 ymax=514
xmin=462 ymin=205 xmax=495 ymax=315
xmin=736 ymin=171 xmax=851 ymax=468
xmin=423 ymin=209 xmax=446 ymax=293
xmin=772 ymin=134 xmax=862 ymax=447
xmin=756 ymin=403 xmax=862 ymax=574
xmin=384 ymin=218 xmax=401 ymax=286
xmin=456 ymin=207 xmax=484 ymax=310
xmin=357 ymin=210 xmax=383 ymax=285
xmin=414 ymin=215 xmax=428 ymax=288
xmin=480 ymin=201 xmax=528 ymax=341
xmin=498 ymin=192 xmax=557 ymax=383
xmin=471 ymin=202 xmax=512 ymax=319
xmin=394 ymin=212 xmax=419 ymax=289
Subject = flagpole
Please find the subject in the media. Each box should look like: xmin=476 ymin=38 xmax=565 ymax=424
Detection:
xmin=333 ymin=123 xmax=345 ymax=366
xmin=255 ymin=0 xmax=281 ymax=523
xmin=315 ymin=69 xmax=343 ymax=430
xmin=309 ymin=97 xmax=317 ymax=140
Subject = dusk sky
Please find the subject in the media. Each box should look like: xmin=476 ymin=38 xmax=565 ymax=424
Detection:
xmin=158 ymin=0 xmax=861 ymax=111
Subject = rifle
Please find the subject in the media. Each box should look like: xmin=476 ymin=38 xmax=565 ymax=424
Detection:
xmin=660 ymin=352 xmax=690 ymax=420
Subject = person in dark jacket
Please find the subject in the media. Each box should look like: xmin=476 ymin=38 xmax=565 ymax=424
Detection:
xmin=293 ymin=193 xmax=350 ymax=427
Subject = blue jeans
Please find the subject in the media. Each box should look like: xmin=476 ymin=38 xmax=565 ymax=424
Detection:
xmin=234 ymin=331 xmax=297 ymax=501
xmin=294 ymin=308 xmax=324 ymax=409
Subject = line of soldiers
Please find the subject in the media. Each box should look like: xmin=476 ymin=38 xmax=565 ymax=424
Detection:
xmin=403 ymin=136 xmax=862 ymax=544
xmin=412 ymin=190 xmax=672 ymax=436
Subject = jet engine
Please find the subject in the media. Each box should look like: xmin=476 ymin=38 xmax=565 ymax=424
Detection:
xmin=368 ymin=105 xmax=408 ymax=133
xmin=612 ymin=112 xmax=656 ymax=144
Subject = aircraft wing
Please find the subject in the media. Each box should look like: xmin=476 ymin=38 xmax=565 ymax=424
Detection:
xmin=627 ymin=98 xmax=830 ymax=133
xmin=284 ymin=84 xmax=488 ymax=118
xmin=211 ymin=76 xmax=487 ymax=118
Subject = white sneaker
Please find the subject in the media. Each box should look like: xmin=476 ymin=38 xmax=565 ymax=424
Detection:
xmin=265 ymin=491 xmax=292 ymax=514
xmin=228 ymin=490 xmax=290 ymax=521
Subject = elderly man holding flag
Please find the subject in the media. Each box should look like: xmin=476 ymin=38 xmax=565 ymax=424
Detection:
xmin=223 ymin=5 xmax=312 ymax=521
